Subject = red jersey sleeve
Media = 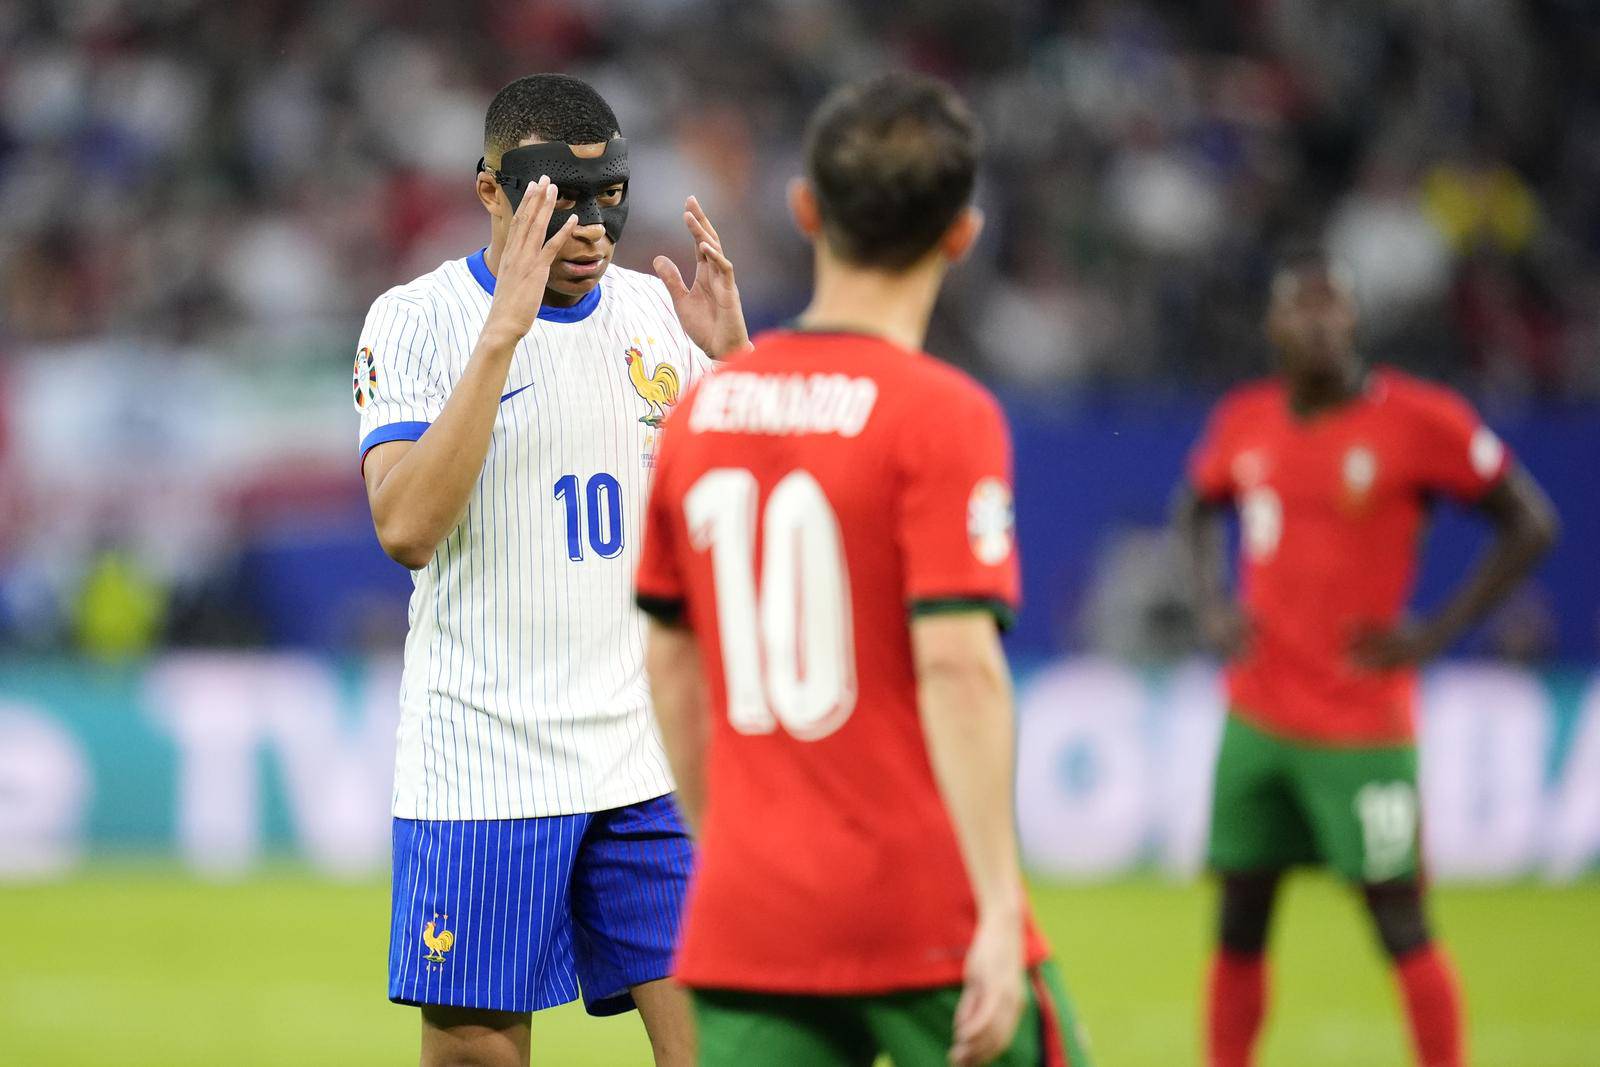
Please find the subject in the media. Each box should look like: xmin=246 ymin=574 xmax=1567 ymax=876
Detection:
xmin=1406 ymin=384 xmax=1510 ymax=503
xmin=634 ymin=416 xmax=689 ymax=625
xmin=896 ymin=376 xmax=1021 ymax=628
xmin=1188 ymin=396 xmax=1240 ymax=502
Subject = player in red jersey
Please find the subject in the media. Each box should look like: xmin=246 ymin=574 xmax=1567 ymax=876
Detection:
xmin=635 ymin=74 xmax=1092 ymax=1066
xmin=1174 ymin=250 xmax=1558 ymax=1067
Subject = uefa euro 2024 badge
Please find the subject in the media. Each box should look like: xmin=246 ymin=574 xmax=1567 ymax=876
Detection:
xmin=968 ymin=477 xmax=1015 ymax=566
xmin=353 ymin=346 xmax=377 ymax=410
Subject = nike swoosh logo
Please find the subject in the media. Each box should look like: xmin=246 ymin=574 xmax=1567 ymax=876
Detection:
xmin=500 ymin=384 xmax=532 ymax=404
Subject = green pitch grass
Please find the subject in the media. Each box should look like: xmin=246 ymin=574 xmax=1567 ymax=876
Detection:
xmin=4 ymin=870 xmax=1594 ymax=1066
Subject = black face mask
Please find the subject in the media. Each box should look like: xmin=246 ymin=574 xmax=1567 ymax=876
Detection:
xmin=478 ymin=138 xmax=630 ymax=245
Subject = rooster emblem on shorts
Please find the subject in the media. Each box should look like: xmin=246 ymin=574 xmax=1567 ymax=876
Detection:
xmin=625 ymin=342 xmax=681 ymax=427
xmin=422 ymin=913 xmax=455 ymax=964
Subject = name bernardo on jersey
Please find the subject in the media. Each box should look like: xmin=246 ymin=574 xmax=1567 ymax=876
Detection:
xmin=688 ymin=371 xmax=878 ymax=437
xmin=635 ymin=331 xmax=1045 ymax=994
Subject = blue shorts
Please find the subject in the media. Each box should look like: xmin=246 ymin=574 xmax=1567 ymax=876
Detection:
xmin=388 ymin=794 xmax=692 ymax=1016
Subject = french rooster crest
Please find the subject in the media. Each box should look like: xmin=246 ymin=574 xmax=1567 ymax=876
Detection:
xmin=422 ymin=913 xmax=455 ymax=964
xmin=625 ymin=343 xmax=680 ymax=427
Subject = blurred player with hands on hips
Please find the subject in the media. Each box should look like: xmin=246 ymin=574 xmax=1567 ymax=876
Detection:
xmin=354 ymin=73 xmax=749 ymax=1067
xmin=637 ymin=73 xmax=1094 ymax=1067
xmin=1174 ymin=250 xmax=1558 ymax=1067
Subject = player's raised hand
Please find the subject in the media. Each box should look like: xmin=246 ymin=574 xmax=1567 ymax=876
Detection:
xmin=484 ymin=177 xmax=580 ymax=344
xmin=949 ymin=913 xmax=1025 ymax=1066
xmin=652 ymin=195 xmax=751 ymax=359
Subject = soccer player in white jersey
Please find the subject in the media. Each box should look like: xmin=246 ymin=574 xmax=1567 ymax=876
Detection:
xmin=353 ymin=74 xmax=749 ymax=1067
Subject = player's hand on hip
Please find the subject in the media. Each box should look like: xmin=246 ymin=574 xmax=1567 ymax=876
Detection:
xmin=484 ymin=177 xmax=580 ymax=344
xmin=1199 ymin=603 xmax=1252 ymax=660
xmin=949 ymin=913 xmax=1026 ymax=1066
xmin=1350 ymin=620 xmax=1442 ymax=671
xmin=652 ymin=195 xmax=752 ymax=359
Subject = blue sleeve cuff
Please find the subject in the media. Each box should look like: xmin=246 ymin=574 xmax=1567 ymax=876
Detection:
xmin=360 ymin=421 xmax=430 ymax=462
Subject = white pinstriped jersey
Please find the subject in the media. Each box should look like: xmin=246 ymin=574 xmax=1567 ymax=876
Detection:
xmin=354 ymin=250 xmax=714 ymax=819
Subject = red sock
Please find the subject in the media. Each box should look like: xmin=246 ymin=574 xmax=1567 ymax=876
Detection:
xmin=1207 ymin=950 xmax=1268 ymax=1067
xmin=1394 ymin=944 xmax=1464 ymax=1067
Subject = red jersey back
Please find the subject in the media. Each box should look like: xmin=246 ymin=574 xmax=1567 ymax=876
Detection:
xmin=635 ymin=330 xmax=1048 ymax=995
xmin=1188 ymin=369 xmax=1510 ymax=744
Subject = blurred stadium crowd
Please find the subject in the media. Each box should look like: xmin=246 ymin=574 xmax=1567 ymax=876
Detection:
xmin=1 ymin=0 xmax=1597 ymax=656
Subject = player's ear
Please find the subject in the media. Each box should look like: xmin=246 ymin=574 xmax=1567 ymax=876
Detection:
xmin=1264 ymin=299 xmax=1288 ymax=349
xmin=938 ymin=205 xmax=983 ymax=264
xmin=476 ymin=167 xmax=506 ymax=219
xmin=787 ymin=177 xmax=822 ymax=241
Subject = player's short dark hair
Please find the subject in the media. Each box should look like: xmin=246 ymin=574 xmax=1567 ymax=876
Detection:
xmin=1274 ymin=244 xmax=1333 ymax=282
xmin=804 ymin=72 xmax=980 ymax=270
xmin=1270 ymin=244 xmax=1352 ymax=302
xmin=484 ymin=74 xmax=620 ymax=159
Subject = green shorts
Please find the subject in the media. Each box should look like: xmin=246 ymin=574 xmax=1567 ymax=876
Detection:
xmin=692 ymin=959 xmax=1092 ymax=1066
xmin=1208 ymin=713 xmax=1421 ymax=883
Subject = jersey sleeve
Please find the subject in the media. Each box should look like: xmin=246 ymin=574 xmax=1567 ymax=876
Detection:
xmin=634 ymin=409 xmax=689 ymax=625
xmin=354 ymin=293 xmax=446 ymax=468
xmin=1188 ymin=398 xmax=1239 ymax=502
xmin=1408 ymin=386 xmax=1511 ymax=503
xmin=897 ymin=379 xmax=1021 ymax=629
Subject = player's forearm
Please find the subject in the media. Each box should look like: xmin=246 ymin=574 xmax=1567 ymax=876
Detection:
xmin=645 ymin=620 xmax=710 ymax=832
xmin=1422 ymin=471 xmax=1559 ymax=651
xmin=1173 ymin=486 xmax=1231 ymax=613
xmin=1423 ymin=548 xmax=1537 ymax=652
xmin=368 ymin=330 xmax=520 ymax=567
xmin=913 ymin=615 xmax=1026 ymax=923
xmin=712 ymin=333 xmax=754 ymax=360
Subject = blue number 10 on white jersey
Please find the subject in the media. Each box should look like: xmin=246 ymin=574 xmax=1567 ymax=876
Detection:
xmin=554 ymin=473 xmax=626 ymax=561
xmin=356 ymin=250 xmax=714 ymax=821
